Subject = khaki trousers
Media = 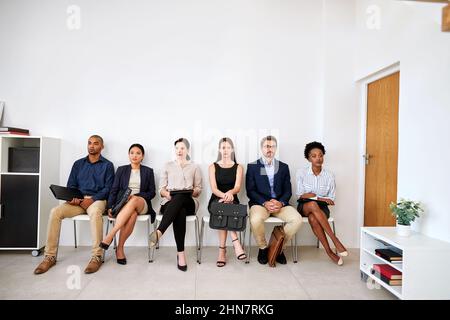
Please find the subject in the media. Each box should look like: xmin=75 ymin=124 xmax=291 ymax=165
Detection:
xmin=249 ymin=205 xmax=302 ymax=249
xmin=44 ymin=200 xmax=106 ymax=257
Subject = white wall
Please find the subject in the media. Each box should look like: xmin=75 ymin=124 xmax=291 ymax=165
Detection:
xmin=0 ymin=0 xmax=387 ymax=249
xmin=355 ymin=0 xmax=450 ymax=242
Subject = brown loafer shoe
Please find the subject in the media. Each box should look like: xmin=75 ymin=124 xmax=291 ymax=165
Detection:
xmin=84 ymin=256 xmax=102 ymax=274
xmin=34 ymin=256 xmax=56 ymax=275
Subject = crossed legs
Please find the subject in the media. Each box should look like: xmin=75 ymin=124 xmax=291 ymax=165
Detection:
xmin=301 ymin=201 xmax=347 ymax=265
xmin=102 ymin=196 xmax=145 ymax=260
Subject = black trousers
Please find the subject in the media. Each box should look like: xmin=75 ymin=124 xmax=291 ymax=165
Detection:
xmin=158 ymin=193 xmax=195 ymax=252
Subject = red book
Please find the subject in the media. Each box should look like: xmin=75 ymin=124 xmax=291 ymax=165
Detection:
xmin=373 ymin=264 xmax=402 ymax=280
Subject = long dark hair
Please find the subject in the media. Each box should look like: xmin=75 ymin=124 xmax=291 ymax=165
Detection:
xmin=216 ymin=137 xmax=237 ymax=163
xmin=174 ymin=138 xmax=191 ymax=161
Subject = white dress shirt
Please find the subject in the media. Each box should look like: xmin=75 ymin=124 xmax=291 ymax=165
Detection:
xmin=261 ymin=157 xmax=276 ymax=198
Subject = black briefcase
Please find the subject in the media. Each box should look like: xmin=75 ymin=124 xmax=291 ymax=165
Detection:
xmin=209 ymin=201 xmax=247 ymax=231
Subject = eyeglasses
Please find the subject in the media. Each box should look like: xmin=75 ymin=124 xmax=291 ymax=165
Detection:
xmin=263 ymin=145 xmax=277 ymax=149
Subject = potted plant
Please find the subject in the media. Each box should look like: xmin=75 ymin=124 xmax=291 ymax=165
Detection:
xmin=389 ymin=199 xmax=424 ymax=236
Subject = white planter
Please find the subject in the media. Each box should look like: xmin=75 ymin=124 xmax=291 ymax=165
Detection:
xmin=397 ymin=223 xmax=411 ymax=237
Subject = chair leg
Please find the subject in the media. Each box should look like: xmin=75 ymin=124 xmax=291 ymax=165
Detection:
xmin=194 ymin=218 xmax=200 ymax=263
xmin=147 ymin=218 xmax=151 ymax=263
xmin=102 ymin=219 xmax=110 ymax=263
xmin=291 ymin=235 xmax=298 ymax=263
xmin=246 ymin=223 xmax=251 ymax=264
xmin=295 ymin=231 xmax=299 ymax=262
xmin=149 ymin=221 xmax=157 ymax=262
xmin=56 ymin=225 xmax=61 ymax=261
xmin=73 ymin=220 xmax=77 ymax=248
xmin=112 ymin=221 xmax=117 ymax=250
xmin=199 ymin=219 xmax=205 ymax=264
xmin=332 ymin=221 xmax=336 ymax=235
xmin=156 ymin=220 xmax=160 ymax=250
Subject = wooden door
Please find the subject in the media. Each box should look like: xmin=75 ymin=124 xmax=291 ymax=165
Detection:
xmin=364 ymin=71 xmax=399 ymax=227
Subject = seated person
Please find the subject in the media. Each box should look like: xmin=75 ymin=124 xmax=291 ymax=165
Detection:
xmin=296 ymin=141 xmax=347 ymax=266
xmin=100 ymin=143 xmax=156 ymax=265
xmin=208 ymin=137 xmax=246 ymax=267
xmin=34 ymin=135 xmax=114 ymax=275
xmin=246 ymin=136 xmax=302 ymax=265
xmin=148 ymin=138 xmax=202 ymax=272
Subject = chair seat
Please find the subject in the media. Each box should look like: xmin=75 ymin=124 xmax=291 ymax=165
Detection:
xmin=302 ymin=216 xmax=334 ymax=223
xmin=108 ymin=214 xmax=150 ymax=222
xmin=71 ymin=214 xmax=91 ymax=221
xmin=155 ymin=214 xmax=197 ymax=222
xmin=264 ymin=217 xmax=284 ymax=223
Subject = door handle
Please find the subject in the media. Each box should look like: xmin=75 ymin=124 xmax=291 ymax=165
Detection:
xmin=363 ymin=154 xmax=371 ymax=165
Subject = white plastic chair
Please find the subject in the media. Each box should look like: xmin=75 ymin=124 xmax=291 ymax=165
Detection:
xmin=56 ymin=213 xmax=108 ymax=261
xmin=149 ymin=214 xmax=200 ymax=263
xmin=198 ymin=215 xmax=247 ymax=264
xmin=247 ymin=216 xmax=297 ymax=264
xmin=295 ymin=216 xmax=336 ymax=261
xmin=105 ymin=213 xmax=153 ymax=262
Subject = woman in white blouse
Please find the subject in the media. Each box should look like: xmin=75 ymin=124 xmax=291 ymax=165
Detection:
xmin=149 ymin=138 xmax=202 ymax=271
xmin=296 ymin=141 xmax=347 ymax=266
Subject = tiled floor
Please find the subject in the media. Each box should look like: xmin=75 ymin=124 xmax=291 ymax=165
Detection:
xmin=0 ymin=246 xmax=395 ymax=300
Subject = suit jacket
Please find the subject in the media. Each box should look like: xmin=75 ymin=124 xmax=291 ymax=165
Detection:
xmin=107 ymin=164 xmax=156 ymax=221
xmin=245 ymin=158 xmax=292 ymax=208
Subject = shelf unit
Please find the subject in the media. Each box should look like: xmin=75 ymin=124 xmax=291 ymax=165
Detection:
xmin=360 ymin=227 xmax=450 ymax=300
xmin=0 ymin=135 xmax=60 ymax=255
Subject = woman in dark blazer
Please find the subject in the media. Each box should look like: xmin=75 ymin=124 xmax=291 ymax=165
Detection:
xmin=100 ymin=144 xmax=156 ymax=264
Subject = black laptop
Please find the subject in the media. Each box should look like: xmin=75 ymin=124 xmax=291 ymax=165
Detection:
xmin=49 ymin=184 xmax=84 ymax=201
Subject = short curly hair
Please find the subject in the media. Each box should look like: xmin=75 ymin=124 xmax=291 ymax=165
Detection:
xmin=304 ymin=141 xmax=326 ymax=159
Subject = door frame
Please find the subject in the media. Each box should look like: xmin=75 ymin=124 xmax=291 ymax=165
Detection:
xmin=356 ymin=62 xmax=400 ymax=246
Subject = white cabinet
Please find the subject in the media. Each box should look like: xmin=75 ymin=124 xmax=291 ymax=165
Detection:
xmin=0 ymin=136 xmax=60 ymax=255
xmin=360 ymin=227 xmax=450 ymax=300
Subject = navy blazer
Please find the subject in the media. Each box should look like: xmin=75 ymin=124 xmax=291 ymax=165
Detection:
xmin=245 ymin=158 xmax=292 ymax=207
xmin=107 ymin=164 xmax=156 ymax=220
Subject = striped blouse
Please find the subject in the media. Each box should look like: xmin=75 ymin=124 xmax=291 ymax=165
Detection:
xmin=296 ymin=165 xmax=336 ymax=201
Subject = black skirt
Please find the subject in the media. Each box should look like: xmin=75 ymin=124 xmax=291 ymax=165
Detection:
xmin=297 ymin=198 xmax=330 ymax=218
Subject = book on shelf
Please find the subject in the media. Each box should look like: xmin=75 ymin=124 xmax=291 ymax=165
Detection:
xmin=370 ymin=268 xmax=402 ymax=286
xmin=379 ymin=273 xmax=402 ymax=286
xmin=375 ymin=248 xmax=402 ymax=262
xmin=0 ymin=127 xmax=29 ymax=134
xmin=0 ymin=131 xmax=30 ymax=136
xmin=373 ymin=264 xmax=402 ymax=279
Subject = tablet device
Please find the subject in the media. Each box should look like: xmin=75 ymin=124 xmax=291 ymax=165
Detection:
xmin=169 ymin=189 xmax=193 ymax=196
xmin=49 ymin=184 xmax=84 ymax=201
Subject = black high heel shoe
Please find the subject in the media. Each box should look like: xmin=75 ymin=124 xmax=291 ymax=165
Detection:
xmin=232 ymin=238 xmax=247 ymax=260
xmin=99 ymin=240 xmax=112 ymax=250
xmin=115 ymin=249 xmax=127 ymax=265
xmin=177 ymin=255 xmax=187 ymax=272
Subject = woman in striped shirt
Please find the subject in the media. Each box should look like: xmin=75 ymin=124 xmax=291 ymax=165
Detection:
xmin=296 ymin=141 xmax=348 ymax=266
